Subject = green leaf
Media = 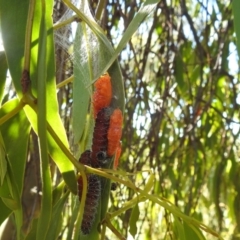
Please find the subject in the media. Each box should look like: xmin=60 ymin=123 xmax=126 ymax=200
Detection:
xmin=112 ymin=0 xmax=159 ymax=67
xmin=45 ymin=191 xmax=69 ymax=240
xmin=0 ymin=132 xmax=7 ymax=185
xmin=0 ymin=0 xmax=77 ymax=194
xmin=129 ymin=204 xmax=140 ymax=238
xmin=0 ymin=198 xmax=11 ymax=225
xmin=175 ymin=48 xmax=185 ymax=94
xmin=0 ymin=51 xmax=8 ymax=104
xmin=173 ymin=216 xmax=186 ymax=240
xmin=0 ymin=0 xmax=29 ymax=97
xmin=36 ymin=1 xmax=52 ymax=239
xmin=0 ymin=98 xmax=30 ymax=239
xmin=52 ymin=181 xmax=65 ymax=207
xmin=72 ymin=23 xmax=92 ymax=145
xmin=0 ymin=174 xmax=19 ymax=210
xmin=67 ymin=197 xmax=79 ymax=240
xmin=0 ymin=98 xmax=30 ymax=196
xmin=25 ymin=219 xmax=38 ymax=240
xmin=233 ymin=0 xmax=240 ymax=59
xmin=184 ymin=221 xmax=206 ymax=240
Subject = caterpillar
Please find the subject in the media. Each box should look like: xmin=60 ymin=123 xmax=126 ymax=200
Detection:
xmin=91 ymin=107 xmax=112 ymax=168
xmin=78 ymin=150 xmax=92 ymax=166
xmin=92 ymin=74 xmax=112 ymax=118
xmin=77 ymin=174 xmax=101 ymax=235
xmin=107 ymin=109 xmax=123 ymax=157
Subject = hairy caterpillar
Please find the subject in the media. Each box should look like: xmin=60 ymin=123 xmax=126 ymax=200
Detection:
xmin=107 ymin=109 xmax=123 ymax=157
xmin=91 ymin=107 xmax=112 ymax=168
xmin=78 ymin=150 xmax=92 ymax=166
xmin=92 ymin=74 xmax=112 ymax=118
xmin=77 ymin=174 xmax=101 ymax=235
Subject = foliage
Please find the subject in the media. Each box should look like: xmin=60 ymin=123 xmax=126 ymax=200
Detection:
xmin=0 ymin=0 xmax=239 ymax=240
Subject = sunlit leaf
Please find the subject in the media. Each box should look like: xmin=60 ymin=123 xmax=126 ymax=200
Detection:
xmin=0 ymin=0 xmax=77 ymax=194
xmin=0 ymin=98 xmax=30 ymax=195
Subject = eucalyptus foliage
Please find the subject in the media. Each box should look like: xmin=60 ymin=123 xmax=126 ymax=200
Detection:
xmin=0 ymin=0 xmax=239 ymax=240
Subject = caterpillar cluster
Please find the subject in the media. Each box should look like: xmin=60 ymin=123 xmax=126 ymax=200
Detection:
xmin=77 ymin=74 xmax=123 ymax=235
xmin=92 ymin=75 xmax=123 ymax=169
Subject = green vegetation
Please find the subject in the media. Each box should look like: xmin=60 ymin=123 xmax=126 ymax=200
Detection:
xmin=0 ymin=0 xmax=239 ymax=239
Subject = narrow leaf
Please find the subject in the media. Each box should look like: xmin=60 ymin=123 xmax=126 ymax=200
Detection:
xmin=0 ymin=198 xmax=11 ymax=225
xmin=0 ymin=132 xmax=7 ymax=185
xmin=173 ymin=216 xmax=186 ymax=240
xmin=184 ymin=221 xmax=206 ymax=240
xmin=233 ymin=0 xmax=240 ymax=59
xmin=0 ymin=0 xmax=29 ymax=96
xmin=0 ymin=51 xmax=8 ymax=104
xmin=45 ymin=191 xmax=69 ymax=240
xmin=36 ymin=1 xmax=52 ymax=239
xmin=0 ymin=98 xmax=30 ymax=196
xmin=129 ymin=204 xmax=140 ymax=238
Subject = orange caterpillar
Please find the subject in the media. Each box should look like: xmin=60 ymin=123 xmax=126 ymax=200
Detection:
xmin=92 ymin=74 xmax=112 ymax=118
xmin=107 ymin=109 xmax=123 ymax=159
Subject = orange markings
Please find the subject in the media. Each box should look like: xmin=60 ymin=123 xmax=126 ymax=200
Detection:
xmin=107 ymin=109 xmax=123 ymax=157
xmin=92 ymin=74 xmax=112 ymax=118
xmin=113 ymin=142 xmax=122 ymax=169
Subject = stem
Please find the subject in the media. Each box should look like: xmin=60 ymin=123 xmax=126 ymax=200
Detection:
xmin=137 ymin=189 xmax=222 ymax=239
xmin=56 ymin=75 xmax=74 ymax=89
xmin=110 ymin=197 xmax=146 ymax=219
xmin=36 ymin=0 xmax=52 ymax=238
xmin=104 ymin=219 xmax=125 ymax=240
xmin=24 ymin=0 xmax=36 ymax=71
xmin=46 ymin=122 xmax=81 ymax=169
xmin=73 ymin=172 xmax=88 ymax=240
xmin=0 ymin=100 xmax=25 ymax=125
xmin=53 ymin=15 xmax=78 ymax=30
xmin=95 ymin=0 xmax=107 ymax=21
xmin=85 ymin=166 xmax=137 ymax=191
xmin=100 ymin=220 xmax=107 ymax=240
